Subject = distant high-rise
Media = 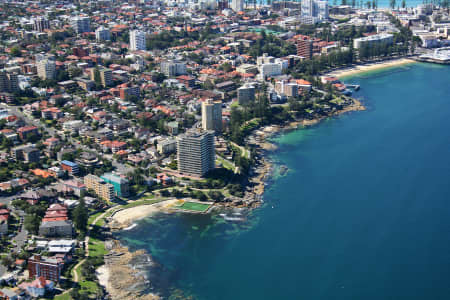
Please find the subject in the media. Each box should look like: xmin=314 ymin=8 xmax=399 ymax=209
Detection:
xmin=130 ymin=30 xmax=146 ymax=51
xmin=160 ymin=60 xmax=187 ymax=77
xmin=0 ymin=71 xmax=19 ymax=93
xmin=301 ymin=0 xmax=328 ymax=22
xmin=177 ymin=130 xmax=215 ymax=177
xmin=95 ymin=26 xmax=111 ymax=41
xmin=231 ymin=0 xmax=244 ymax=12
xmin=37 ymin=58 xmax=56 ymax=80
xmin=90 ymin=67 xmax=112 ymax=87
xmin=202 ymin=99 xmax=222 ymax=133
xmin=33 ymin=17 xmax=50 ymax=32
xmin=71 ymin=16 xmax=91 ymax=34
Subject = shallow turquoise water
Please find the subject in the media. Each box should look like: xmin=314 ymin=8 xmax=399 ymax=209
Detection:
xmin=117 ymin=63 xmax=450 ymax=299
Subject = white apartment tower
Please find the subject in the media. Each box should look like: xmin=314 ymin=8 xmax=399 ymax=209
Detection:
xmin=177 ymin=131 xmax=215 ymax=177
xmin=202 ymin=99 xmax=222 ymax=133
xmin=301 ymin=0 xmax=328 ymax=21
xmin=95 ymin=26 xmax=111 ymax=41
xmin=231 ymin=0 xmax=244 ymax=12
xmin=71 ymin=16 xmax=91 ymax=34
xmin=37 ymin=58 xmax=56 ymax=80
xmin=130 ymin=30 xmax=146 ymax=51
xmin=33 ymin=17 xmax=50 ymax=32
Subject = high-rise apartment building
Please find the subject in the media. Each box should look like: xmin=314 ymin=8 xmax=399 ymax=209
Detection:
xmin=0 ymin=71 xmax=19 ymax=93
xmin=160 ymin=60 xmax=187 ymax=77
xmin=33 ymin=17 xmax=50 ymax=32
xmin=84 ymin=174 xmax=115 ymax=202
xmin=202 ymin=99 xmax=222 ymax=133
xmin=130 ymin=30 xmax=146 ymax=51
xmin=90 ymin=67 xmax=112 ymax=87
xmin=297 ymin=39 xmax=313 ymax=59
xmin=36 ymin=58 xmax=56 ymax=80
xmin=95 ymin=26 xmax=111 ymax=41
xmin=301 ymin=0 xmax=328 ymax=22
xmin=177 ymin=131 xmax=215 ymax=177
xmin=237 ymin=83 xmax=255 ymax=105
xmin=231 ymin=0 xmax=244 ymax=12
xmin=71 ymin=16 xmax=91 ymax=34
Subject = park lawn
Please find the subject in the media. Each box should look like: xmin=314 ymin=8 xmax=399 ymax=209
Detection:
xmin=79 ymin=279 xmax=100 ymax=295
xmin=54 ymin=293 xmax=71 ymax=300
xmin=178 ymin=201 xmax=211 ymax=212
xmin=88 ymin=212 xmax=103 ymax=225
xmin=216 ymin=156 xmax=235 ymax=171
xmin=89 ymin=237 xmax=107 ymax=258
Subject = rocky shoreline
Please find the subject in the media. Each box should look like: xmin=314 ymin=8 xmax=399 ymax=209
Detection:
xmin=98 ymin=96 xmax=366 ymax=299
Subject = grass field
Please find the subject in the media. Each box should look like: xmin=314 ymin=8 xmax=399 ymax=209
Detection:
xmin=178 ymin=201 xmax=211 ymax=212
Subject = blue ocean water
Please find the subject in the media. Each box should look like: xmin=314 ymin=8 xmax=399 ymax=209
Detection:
xmin=117 ymin=62 xmax=450 ymax=300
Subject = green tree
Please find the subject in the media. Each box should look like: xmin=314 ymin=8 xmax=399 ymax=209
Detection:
xmin=390 ymin=0 xmax=396 ymax=8
xmin=73 ymin=198 xmax=88 ymax=234
xmin=10 ymin=46 xmax=21 ymax=57
xmin=401 ymin=0 xmax=406 ymax=7
xmin=24 ymin=215 xmax=41 ymax=235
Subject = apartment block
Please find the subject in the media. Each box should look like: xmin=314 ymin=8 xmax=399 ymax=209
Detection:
xmin=177 ymin=130 xmax=215 ymax=177
xmin=28 ymin=255 xmax=63 ymax=283
xmin=84 ymin=174 xmax=115 ymax=201
xmin=100 ymin=173 xmax=129 ymax=197
xmin=202 ymin=99 xmax=222 ymax=133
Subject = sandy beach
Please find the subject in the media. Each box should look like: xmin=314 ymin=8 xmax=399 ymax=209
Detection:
xmin=111 ymin=199 xmax=179 ymax=227
xmin=327 ymin=58 xmax=416 ymax=78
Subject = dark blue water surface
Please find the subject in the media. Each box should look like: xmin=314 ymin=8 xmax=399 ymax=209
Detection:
xmin=117 ymin=63 xmax=450 ymax=300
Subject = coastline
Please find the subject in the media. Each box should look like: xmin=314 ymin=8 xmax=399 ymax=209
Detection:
xmin=326 ymin=57 xmax=416 ymax=78
xmin=98 ymin=96 xmax=367 ymax=299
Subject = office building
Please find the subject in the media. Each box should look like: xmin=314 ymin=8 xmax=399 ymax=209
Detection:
xmin=202 ymin=99 xmax=222 ymax=133
xmin=231 ymin=0 xmax=244 ymax=12
xmin=84 ymin=174 xmax=115 ymax=202
xmin=160 ymin=60 xmax=187 ymax=77
xmin=297 ymin=39 xmax=313 ymax=59
xmin=237 ymin=83 xmax=255 ymax=105
xmin=100 ymin=173 xmax=129 ymax=197
xmin=0 ymin=71 xmax=19 ymax=93
xmin=177 ymin=130 xmax=215 ymax=177
xmin=71 ymin=16 xmax=91 ymax=34
xmin=95 ymin=26 xmax=110 ymax=41
xmin=36 ymin=58 xmax=56 ymax=80
xmin=130 ymin=30 xmax=146 ymax=51
xmin=33 ymin=17 xmax=50 ymax=32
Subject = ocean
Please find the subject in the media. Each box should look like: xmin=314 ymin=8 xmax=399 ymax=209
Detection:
xmin=116 ymin=62 xmax=450 ymax=300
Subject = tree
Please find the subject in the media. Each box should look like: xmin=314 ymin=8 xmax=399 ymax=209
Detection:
xmin=10 ymin=46 xmax=21 ymax=57
xmin=24 ymin=215 xmax=41 ymax=235
xmin=93 ymin=68 xmax=102 ymax=88
xmin=152 ymin=72 xmax=166 ymax=83
xmin=73 ymin=198 xmax=88 ymax=234
xmin=390 ymin=0 xmax=396 ymax=8
xmin=401 ymin=0 xmax=406 ymax=7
